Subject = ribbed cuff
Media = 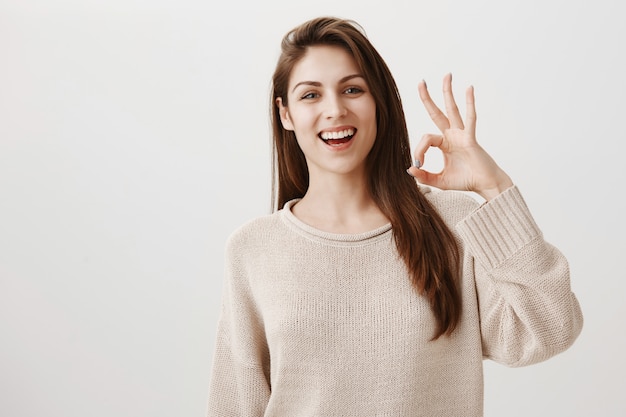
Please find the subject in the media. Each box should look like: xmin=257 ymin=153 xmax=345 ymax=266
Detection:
xmin=456 ymin=186 xmax=542 ymax=269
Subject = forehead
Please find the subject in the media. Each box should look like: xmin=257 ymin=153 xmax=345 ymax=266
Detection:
xmin=289 ymin=45 xmax=360 ymax=87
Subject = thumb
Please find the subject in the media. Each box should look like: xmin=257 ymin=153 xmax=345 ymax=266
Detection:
xmin=407 ymin=166 xmax=442 ymax=188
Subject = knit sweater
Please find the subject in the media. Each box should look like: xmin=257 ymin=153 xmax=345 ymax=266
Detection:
xmin=206 ymin=185 xmax=583 ymax=417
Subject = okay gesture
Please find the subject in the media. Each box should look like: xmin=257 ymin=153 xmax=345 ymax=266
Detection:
xmin=407 ymin=73 xmax=513 ymax=201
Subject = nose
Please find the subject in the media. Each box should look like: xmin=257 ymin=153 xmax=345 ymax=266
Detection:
xmin=323 ymin=94 xmax=347 ymax=119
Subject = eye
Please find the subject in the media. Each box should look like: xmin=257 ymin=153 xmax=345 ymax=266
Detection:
xmin=344 ymin=86 xmax=364 ymax=95
xmin=300 ymin=92 xmax=319 ymax=100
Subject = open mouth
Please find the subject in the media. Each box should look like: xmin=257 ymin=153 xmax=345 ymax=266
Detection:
xmin=318 ymin=128 xmax=356 ymax=146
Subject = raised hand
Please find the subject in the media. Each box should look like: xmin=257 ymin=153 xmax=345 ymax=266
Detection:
xmin=406 ymin=73 xmax=513 ymax=201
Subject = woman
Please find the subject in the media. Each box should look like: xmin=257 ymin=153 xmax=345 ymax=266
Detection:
xmin=207 ymin=16 xmax=582 ymax=416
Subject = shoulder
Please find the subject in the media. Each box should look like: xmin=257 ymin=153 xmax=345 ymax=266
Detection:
xmin=225 ymin=212 xmax=282 ymax=254
xmin=420 ymin=185 xmax=482 ymax=225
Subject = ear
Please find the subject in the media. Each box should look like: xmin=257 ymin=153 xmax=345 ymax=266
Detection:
xmin=276 ymin=97 xmax=295 ymax=131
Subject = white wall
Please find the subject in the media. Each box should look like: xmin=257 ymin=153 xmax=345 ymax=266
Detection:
xmin=1 ymin=0 xmax=623 ymax=416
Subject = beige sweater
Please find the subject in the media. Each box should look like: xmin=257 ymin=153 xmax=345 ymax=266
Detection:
xmin=207 ymin=186 xmax=583 ymax=416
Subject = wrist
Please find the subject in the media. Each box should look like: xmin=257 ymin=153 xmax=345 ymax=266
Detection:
xmin=477 ymin=174 xmax=514 ymax=201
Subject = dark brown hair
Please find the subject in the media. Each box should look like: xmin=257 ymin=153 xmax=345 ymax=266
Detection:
xmin=270 ymin=17 xmax=461 ymax=339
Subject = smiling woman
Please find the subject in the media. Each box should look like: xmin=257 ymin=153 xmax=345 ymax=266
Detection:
xmin=206 ymin=16 xmax=583 ymax=417
xmin=276 ymin=45 xmax=378 ymax=200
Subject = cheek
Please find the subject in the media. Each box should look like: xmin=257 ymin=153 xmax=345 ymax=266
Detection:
xmin=361 ymin=106 xmax=377 ymax=134
xmin=289 ymin=108 xmax=317 ymax=133
xmin=355 ymin=98 xmax=377 ymax=121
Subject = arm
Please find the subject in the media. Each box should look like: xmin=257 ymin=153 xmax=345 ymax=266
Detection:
xmin=457 ymin=186 xmax=583 ymax=366
xmin=409 ymin=75 xmax=582 ymax=365
xmin=207 ymin=237 xmax=271 ymax=416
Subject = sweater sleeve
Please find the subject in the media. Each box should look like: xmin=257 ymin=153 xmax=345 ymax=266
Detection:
xmin=455 ymin=186 xmax=583 ymax=367
xmin=206 ymin=235 xmax=271 ymax=416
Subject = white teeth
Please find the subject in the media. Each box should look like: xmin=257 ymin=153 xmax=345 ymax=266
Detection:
xmin=320 ymin=129 xmax=354 ymax=140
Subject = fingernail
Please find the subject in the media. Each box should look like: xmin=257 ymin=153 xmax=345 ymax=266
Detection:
xmin=422 ymin=79 xmax=427 ymax=88
xmin=413 ymin=159 xmax=421 ymax=169
xmin=406 ymin=169 xmax=415 ymax=177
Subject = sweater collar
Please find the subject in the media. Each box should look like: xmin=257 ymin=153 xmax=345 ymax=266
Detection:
xmin=280 ymin=199 xmax=393 ymax=245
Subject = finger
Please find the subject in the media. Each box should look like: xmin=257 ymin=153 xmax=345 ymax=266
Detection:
xmin=411 ymin=133 xmax=445 ymax=168
xmin=443 ymin=73 xmax=464 ymax=129
xmin=418 ymin=80 xmax=450 ymax=132
xmin=465 ymin=85 xmax=477 ymax=137
xmin=406 ymin=166 xmax=444 ymax=189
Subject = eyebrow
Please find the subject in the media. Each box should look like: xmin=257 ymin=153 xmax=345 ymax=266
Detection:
xmin=291 ymin=74 xmax=365 ymax=93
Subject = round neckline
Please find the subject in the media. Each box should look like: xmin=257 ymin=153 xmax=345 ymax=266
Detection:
xmin=280 ymin=199 xmax=393 ymax=246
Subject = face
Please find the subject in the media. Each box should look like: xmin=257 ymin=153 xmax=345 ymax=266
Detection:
xmin=277 ymin=45 xmax=377 ymax=179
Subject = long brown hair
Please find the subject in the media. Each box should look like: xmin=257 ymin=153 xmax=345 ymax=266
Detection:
xmin=270 ymin=17 xmax=461 ymax=339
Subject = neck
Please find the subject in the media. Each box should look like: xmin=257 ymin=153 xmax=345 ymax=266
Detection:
xmin=292 ymin=170 xmax=389 ymax=234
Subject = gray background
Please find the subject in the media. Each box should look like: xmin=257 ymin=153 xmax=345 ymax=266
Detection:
xmin=1 ymin=0 xmax=624 ymax=416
